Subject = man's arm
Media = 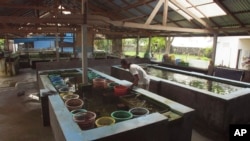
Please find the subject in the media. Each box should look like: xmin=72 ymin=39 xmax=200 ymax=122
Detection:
xmin=131 ymin=74 xmax=139 ymax=88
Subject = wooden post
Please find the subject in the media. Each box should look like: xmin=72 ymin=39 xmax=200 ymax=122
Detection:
xmin=211 ymin=34 xmax=218 ymax=66
xmin=136 ymin=36 xmax=140 ymax=57
xmin=81 ymin=0 xmax=88 ymax=84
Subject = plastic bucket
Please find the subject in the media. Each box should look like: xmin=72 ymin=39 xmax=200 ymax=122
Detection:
xmin=129 ymin=107 xmax=149 ymax=118
xmin=52 ymin=80 xmax=65 ymax=86
xmin=48 ymin=74 xmax=60 ymax=79
xmin=71 ymin=109 xmax=87 ymax=116
xmin=54 ymin=84 xmax=67 ymax=90
xmin=59 ymin=92 xmax=73 ymax=98
xmin=175 ymin=59 xmax=181 ymax=65
xmin=114 ymin=85 xmax=128 ymax=96
xmin=73 ymin=111 xmax=96 ymax=130
xmin=58 ymin=86 xmax=69 ymax=93
xmin=93 ymin=78 xmax=106 ymax=88
xmin=95 ymin=116 xmax=115 ymax=127
xmin=50 ymin=77 xmax=62 ymax=82
xmin=104 ymin=80 xmax=114 ymax=88
xmin=65 ymin=98 xmax=84 ymax=111
xmin=111 ymin=110 xmax=133 ymax=122
xmin=107 ymin=82 xmax=119 ymax=90
xmin=62 ymin=94 xmax=79 ymax=101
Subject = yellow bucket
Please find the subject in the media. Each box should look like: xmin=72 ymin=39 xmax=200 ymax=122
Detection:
xmin=95 ymin=116 xmax=115 ymax=127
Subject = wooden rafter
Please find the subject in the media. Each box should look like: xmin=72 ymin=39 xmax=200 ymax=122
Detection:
xmin=169 ymin=0 xmax=210 ymax=29
xmin=145 ymin=0 xmax=164 ymax=25
xmin=163 ymin=0 xmax=169 ymax=26
xmin=0 ymin=0 xmax=250 ymax=37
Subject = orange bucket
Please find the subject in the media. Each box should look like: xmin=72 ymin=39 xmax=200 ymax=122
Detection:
xmin=114 ymin=85 xmax=128 ymax=96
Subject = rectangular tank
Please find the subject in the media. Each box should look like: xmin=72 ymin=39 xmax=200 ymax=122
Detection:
xmin=111 ymin=64 xmax=250 ymax=135
xmin=38 ymin=68 xmax=194 ymax=141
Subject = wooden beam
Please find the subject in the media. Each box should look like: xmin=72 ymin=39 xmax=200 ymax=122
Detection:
xmin=0 ymin=15 xmax=83 ymax=24
xmin=0 ymin=28 xmax=78 ymax=34
xmin=89 ymin=15 xmax=210 ymax=33
xmin=163 ymin=0 xmax=169 ymax=26
xmin=218 ymin=27 xmax=250 ymax=32
xmin=170 ymin=0 xmax=212 ymax=31
xmin=0 ymin=3 xmax=80 ymax=13
xmin=121 ymin=22 xmax=210 ymax=33
xmin=145 ymin=0 xmax=164 ymax=25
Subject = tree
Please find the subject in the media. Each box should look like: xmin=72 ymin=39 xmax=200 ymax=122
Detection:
xmin=150 ymin=37 xmax=166 ymax=59
xmin=139 ymin=38 xmax=149 ymax=51
xmin=94 ymin=39 xmax=111 ymax=52
xmin=0 ymin=39 xmax=4 ymax=50
xmin=165 ymin=37 xmax=174 ymax=54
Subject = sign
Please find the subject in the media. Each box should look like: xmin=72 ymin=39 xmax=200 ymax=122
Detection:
xmin=230 ymin=124 xmax=250 ymax=141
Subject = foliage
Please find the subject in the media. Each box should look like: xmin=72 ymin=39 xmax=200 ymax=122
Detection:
xmin=122 ymin=38 xmax=150 ymax=51
xmin=122 ymin=38 xmax=136 ymax=46
xmin=151 ymin=37 xmax=165 ymax=53
xmin=0 ymin=39 xmax=4 ymax=50
xmin=97 ymin=37 xmax=211 ymax=62
xmin=94 ymin=39 xmax=112 ymax=52
xmin=165 ymin=37 xmax=174 ymax=54
xmin=201 ymin=47 xmax=213 ymax=58
xmin=138 ymin=38 xmax=149 ymax=51
xmin=124 ymin=52 xmax=145 ymax=58
xmin=124 ymin=51 xmax=210 ymax=61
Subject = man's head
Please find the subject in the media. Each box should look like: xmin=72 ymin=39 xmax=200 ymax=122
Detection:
xmin=121 ymin=59 xmax=129 ymax=69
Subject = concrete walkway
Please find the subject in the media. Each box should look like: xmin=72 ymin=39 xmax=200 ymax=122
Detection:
xmin=0 ymin=68 xmax=54 ymax=141
xmin=0 ymin=68 xmax=223 ymax=141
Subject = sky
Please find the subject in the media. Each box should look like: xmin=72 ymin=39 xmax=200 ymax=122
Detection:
xmin=172 ymin=37 xmax=213 ymax=48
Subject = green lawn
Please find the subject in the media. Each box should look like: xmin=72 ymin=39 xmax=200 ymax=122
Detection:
xmin=124 ymin=51 xmax=210 ymax=62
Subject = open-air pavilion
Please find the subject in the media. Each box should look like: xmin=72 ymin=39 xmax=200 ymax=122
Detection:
xmin=1 ymin=1 xmax=250 ymax=141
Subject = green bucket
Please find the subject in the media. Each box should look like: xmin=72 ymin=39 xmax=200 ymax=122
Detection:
xmin=111 ymin=110 xmax=133 ymax=122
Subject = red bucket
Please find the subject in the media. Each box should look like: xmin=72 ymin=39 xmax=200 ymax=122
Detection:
xmin=114 ymin=85 xmax=128 ymax=96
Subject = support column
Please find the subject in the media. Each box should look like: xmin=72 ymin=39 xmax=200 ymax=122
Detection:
xmin=207 ymin=34 xmax=218 ymax=75
xmin=144 ymin=36 xmax=152 ymax=58
xmin=136 ymin=36 xmax=140 ymax=57
xmin=81 ymin=0 xmax=88 ymax=84
xmin=4 ymin=36 xmax=9 ymax=51
xmin=73 ymin=33 xmax=76 ymax=58
xmin=112 ymin=38 xmax=123 ymax=58
xmin=55 ymin=34 xmax=59 ymax=62
xmin=211 ymin=34 xmax=218 ymax=66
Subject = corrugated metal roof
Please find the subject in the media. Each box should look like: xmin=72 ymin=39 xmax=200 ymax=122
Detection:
xmin=1 ymin=0 xmax=250 ymax=38
xmin=223 ymin=0 xmax=250 ymax=12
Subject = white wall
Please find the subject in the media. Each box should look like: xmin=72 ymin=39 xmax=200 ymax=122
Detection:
xmin=215 ymin=36 xmax=250 ymax=69
xmin=238 ymin=38 xmax=250 ymax=70
xmin=166 ymin=36 xmax=250 ymax=69
xmin=216 ymin=36 xmax=243 ymax=68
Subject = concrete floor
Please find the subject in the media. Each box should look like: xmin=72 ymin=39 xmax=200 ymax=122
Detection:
xmin=0 ymin=69 xmax=54 ymax=141
xmin=0 ymin=68 xmax=224 ymax=141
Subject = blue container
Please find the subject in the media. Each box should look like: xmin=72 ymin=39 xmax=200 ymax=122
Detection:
xmin=175 ymin=59 xmax=181 ymax=65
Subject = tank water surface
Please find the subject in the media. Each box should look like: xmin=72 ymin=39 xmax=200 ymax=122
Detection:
xmin=146 ymin=67 xmax=242 ymax=95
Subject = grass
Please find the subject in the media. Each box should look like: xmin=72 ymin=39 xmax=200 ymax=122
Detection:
xmin=124 ymin=51 xmax=210 ymax=62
